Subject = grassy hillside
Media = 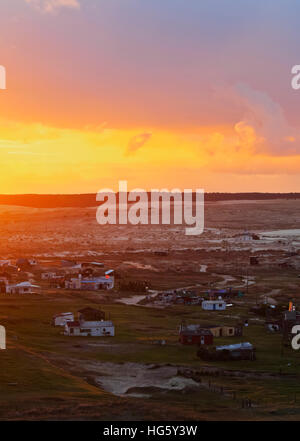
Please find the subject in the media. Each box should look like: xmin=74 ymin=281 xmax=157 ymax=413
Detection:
xmin=0 ymin=290 xmax=300 ymax=420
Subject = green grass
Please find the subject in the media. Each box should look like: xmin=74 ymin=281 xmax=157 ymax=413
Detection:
xmin=1 ymin=290 xmax=300 ymax=419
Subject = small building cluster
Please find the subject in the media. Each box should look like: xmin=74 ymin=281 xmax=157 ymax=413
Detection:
xmin=155 ymin=289 xmax=202 ymax=305
xmin=197 ymin=342 xmax=256 ymax=361
xmin=204 ymin=287 xmax=244 ymax=300
xmin=0 ymin=258 xmax=115 ymax=294
xmin=150 ymin=286 xmax=243 ymax=307
xmin=179 ymin=321 xmax=243 ymax=345
xmin=203 ymin=324 xmax=243 ymax=338
xmin=53 ymin=307 xmax=115 ymax=337
xmin=65 ymin=271 xmax=114 ymax=291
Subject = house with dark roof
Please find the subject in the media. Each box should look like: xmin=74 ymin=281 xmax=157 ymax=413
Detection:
xmin=64 ymin=307 xmax=115 ymax=337
xmin=202 ymin=324 xmax=243 ymax=337
xmin=179 ymin=323 xmax=213 ymax=345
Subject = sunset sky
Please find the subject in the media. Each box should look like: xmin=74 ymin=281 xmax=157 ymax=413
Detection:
xmin=0 ymin=0 xmax=300 ymax=193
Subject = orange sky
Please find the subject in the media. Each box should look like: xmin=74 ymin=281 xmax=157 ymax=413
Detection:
xmin=0 ymin=0 xmax=300 ymax=193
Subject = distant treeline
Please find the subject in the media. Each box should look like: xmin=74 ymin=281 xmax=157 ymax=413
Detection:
xmin=0 ymin=192 xmax=299 ymax=208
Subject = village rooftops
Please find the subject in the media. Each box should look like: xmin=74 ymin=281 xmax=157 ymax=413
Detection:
xmin=81 ymin=262 xmax=104 ymax=267
xmin=78 ymin=307 xmax=106 ymax=321
xmin=202 ymin=323 xmax=240 ymax=329
xmin=216 ymin=342 xmax=253 ymax=351
xmin=7 ymin=281 xmax=40 ymax=290
xmin=79 ymin=270 xmax=114 ymax=280
xmin=53 ymin=312 xmax=73 ymax=318
xmin=180 ymin=324 xmax=213 ymax=335
xmin=65 ymin=321 xmax=80 ymax=328
xmin=14 ymin=281 xmax=40 ymax=288
xmin=105 ymin=269 xmax=114 ymax=275
xmin=81 ymin=276 xmax=111 ymax=283
xmin=180 ymin=328 xmax=213 ymax=336
xmin=6 ymin=281 xmax=40 ymax=294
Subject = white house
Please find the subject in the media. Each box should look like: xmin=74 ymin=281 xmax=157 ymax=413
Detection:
xmin=64 ymin=320 xmax=115 ymax=337
xmin=80 ymin=274 xmax=114 ymax=290
xmin=202 ymin=300 xmax=227 ymax=311
xmin=6 ymin=281 xmax=40 ymax=294
xmin=52 ymin=312 xmax=74 ymax=327
xmin=64 ymin=307 xmax=115 ymax=337
xmin=65 ymin=270 xmax=114 ymax=291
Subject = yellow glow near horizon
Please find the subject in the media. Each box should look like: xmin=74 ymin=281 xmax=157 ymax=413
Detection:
xmin=0 ymin=117 xmax=299 ymax=193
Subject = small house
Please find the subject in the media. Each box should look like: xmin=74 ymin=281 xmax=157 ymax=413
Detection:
xmin=65 ymin=320 xmax=115 ymax=337
xmin=198 ymin=342 xmax=256 ymax=361
xmin=216 ymin=342 xmax=256 ymax=360
xmin=204 ymin=324 xmax=242 ymax=337
xmin=65 ymin=270 xmax=114 ymax=291
xmin=6 ymin=281 xmax=40 ymax=294
xmin=52 ymin=312 xmax=74 ymax=327
xmin=64 ymin=307 xmax=115 ymax=337
xmin=179 ymin=323 xmax=213 ymax=345
xmin=64 ymin=321 xmax=81 ymax=336
xmin=80 ymin=273 xmax=114 ymax=290
xmin=202 ymin=300 xmax=226 ymax=311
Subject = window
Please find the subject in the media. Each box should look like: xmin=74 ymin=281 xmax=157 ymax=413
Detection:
xmin=229 ymin=329 xmax=233 ymax=335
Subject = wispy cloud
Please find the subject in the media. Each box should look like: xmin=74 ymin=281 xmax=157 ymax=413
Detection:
xmin=233 ymin=83 xmax=299 ymax=156
xmin=126 ymin=132 xmax=152 ymax=155
xmin=25 ymin=0 xmax=80 ymax=13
